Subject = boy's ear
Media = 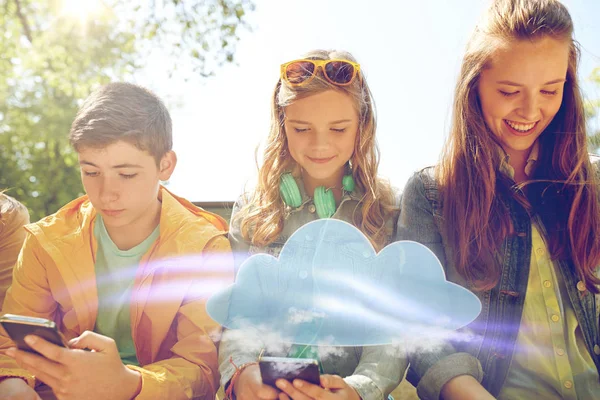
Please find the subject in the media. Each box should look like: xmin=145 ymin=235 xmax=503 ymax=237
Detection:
xmin=158 ymin=151 xmax=177 ymax=181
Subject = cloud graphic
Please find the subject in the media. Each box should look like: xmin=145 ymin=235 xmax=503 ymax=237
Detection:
xmin=207 ymin=219 xmax=481 ymax=346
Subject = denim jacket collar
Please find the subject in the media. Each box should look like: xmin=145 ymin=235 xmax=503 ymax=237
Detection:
xmin=496 ymin=141 xmax=540 ymax=180
xmin=410 ymin=166 xmax=600 ymax=397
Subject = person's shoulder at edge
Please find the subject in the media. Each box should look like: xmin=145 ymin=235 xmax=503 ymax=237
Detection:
xmin=401 ymin=166 xmax=437 ymax=194
xmin=0 ymin=194 xmax=30 ymax=228
xmin=228 ymin=186 xmax=257 ymax=233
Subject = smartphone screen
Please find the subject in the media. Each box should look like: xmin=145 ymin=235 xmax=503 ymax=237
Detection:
xmin=259 ymin=356 xmax=321 ymax=387
xmin=0 ymin=314 xmax=68 ymax=356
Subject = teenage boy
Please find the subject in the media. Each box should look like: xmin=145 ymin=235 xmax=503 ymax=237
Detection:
xmin=0 ymin=82 xmax=233 ymax=400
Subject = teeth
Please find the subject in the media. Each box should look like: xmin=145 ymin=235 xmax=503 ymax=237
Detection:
xmin=505 ymin=120 xmax=536 ymax=132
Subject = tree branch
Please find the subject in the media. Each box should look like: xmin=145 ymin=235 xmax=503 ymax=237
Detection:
xmin=12 ymin=0 xmax=32 ymax=43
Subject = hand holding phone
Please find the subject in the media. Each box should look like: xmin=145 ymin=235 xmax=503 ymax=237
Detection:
xmin=233 ymin=363 xmax=279 ymax=400
xmin=259 ymin=356 xmax=321 ymax=387
xmin=0 ymin=328 xmax=143 ymax=400
xmin=0 ymin=314 xmax=68 ymax=356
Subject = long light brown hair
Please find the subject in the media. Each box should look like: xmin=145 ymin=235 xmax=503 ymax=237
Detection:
xmin=237 ymin=50 xmax=397 ymax=251
xmin=438 ymin=0 xmax=600 ymax=292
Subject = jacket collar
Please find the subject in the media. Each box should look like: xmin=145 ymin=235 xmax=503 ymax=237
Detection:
xmin=496 ymin=141 xmax=540 ymax=180
xmin=24 ymin=186 xmax=227 ymax=334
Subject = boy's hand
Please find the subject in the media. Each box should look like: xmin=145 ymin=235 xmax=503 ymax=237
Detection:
xmin=0 ymin=378 xmax=41 ymax=400
xmin=5 ymin=331 xmax=142 ymax=400
xmin=275 ymin=375 xmax=360 ymax=400
xmin=234 ymin=364 xmax=279 ymax=400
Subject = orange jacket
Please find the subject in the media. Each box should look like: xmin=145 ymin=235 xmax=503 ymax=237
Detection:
xmin=0 ymin=194 xmax=30 ymax=307
xmin=0 ymin=188 xmax=234 ymax=399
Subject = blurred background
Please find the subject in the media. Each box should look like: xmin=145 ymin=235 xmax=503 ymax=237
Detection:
xmin=1 ymin=1 xmax=599 ymax=397
xmin=1 ymin=0 xmax=599 ymax=222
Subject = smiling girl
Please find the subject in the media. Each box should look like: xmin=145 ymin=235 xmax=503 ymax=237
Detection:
xmin=219 ymin=50 xmax=406 ymax=400
xmin=397 ymin=0 xmax=600 ymax=399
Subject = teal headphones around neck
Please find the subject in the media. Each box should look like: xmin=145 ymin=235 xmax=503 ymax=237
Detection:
xmin=279 ymin=173 xmax=355 ymax=219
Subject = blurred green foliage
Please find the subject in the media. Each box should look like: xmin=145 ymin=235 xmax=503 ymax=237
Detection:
xmin=587 ymin=67 xmax=600 ymax=153
xmin=0 ymin=0 xmax=253 ymax=221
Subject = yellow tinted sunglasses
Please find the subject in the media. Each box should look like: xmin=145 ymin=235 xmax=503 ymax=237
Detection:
xmin=280 ymin=59 xmax=361 ymax=87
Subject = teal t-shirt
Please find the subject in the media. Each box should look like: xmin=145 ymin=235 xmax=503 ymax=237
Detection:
xmin=93 ymin=215 xmax=160 ymax=366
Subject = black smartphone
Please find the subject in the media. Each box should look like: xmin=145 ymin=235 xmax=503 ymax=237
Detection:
xmin=259 ymin=356 xmax=321 ymax=387
xmin=0 ymin=314 xmax=68 ymax=356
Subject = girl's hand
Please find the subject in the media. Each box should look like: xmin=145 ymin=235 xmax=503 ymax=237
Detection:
xmin=234 ymin=364 xmax=280 ymax=400
xmin=441 ymin=375 xmax=495 ymax=400
xmin=275 ymin=374 xmax=360 ymax=400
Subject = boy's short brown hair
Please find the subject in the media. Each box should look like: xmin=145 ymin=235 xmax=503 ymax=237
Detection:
xmin=69 ymin=82 xmax=172 ymax=164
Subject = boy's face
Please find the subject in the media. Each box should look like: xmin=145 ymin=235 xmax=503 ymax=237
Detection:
xmin=78 ymin=140 xmax=176 ymax=231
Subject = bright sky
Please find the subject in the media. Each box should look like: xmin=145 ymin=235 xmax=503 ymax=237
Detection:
xmin=137 ymin=0 xmax=600 ymax=202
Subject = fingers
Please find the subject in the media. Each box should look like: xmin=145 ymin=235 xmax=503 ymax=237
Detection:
xmin=236 ymin=364 xmax=279 ymax=400
xmin=275 ymin=379 xmax=315 ymax=400
xmin=255 ymin=383 xmax=280 ymax=400
xmin=287 ymin=376 xmax=349 ymax=400
xmin=19 ymin=363 xmax=61 ymax=390
xmin=4 ymin=347 xmax=64 ymax=388
xmin=320 ymin=374 xmax=347 ymax=390
xmin=279 ymin=392 xmax=291 ymax=400
xmin=23 ymin=335 xmax=68 ymax=365
xmin=68 ymin=330 xmax=115 ymax=352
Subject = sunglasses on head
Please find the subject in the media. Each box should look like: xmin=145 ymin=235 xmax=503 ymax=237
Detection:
xmin=280 ymin=59 xmax=361 ymax=87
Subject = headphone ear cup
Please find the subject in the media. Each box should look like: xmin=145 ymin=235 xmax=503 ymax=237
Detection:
xmin=280 ymin=173 xmax=302 ymax=208
xmin=314 ymin=186 xmax=336 ymax=218
xmin=342 ymin=174 xmax=355 ymax=192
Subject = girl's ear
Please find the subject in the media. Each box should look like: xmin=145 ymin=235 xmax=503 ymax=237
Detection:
xmin=158 ymin=151 xmax=177 ymax=181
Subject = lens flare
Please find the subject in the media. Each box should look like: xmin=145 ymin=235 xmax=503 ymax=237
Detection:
xmin=60 ymin=0 xmax=104 ymax=23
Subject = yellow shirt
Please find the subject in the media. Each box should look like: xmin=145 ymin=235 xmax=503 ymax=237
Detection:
xmin=496 ymin=142 xmax=600 ymax=398
xmin=498 ymin=225 xmax=600 ymax=399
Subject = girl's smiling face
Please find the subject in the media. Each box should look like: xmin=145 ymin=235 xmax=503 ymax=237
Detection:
xmin=477 ymin=37 xmax=569 ymax=162
xmin=283 ymin=90 xmax=358 ymax=190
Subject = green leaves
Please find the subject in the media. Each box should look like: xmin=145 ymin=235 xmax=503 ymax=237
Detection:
xmin=1 ymin=0 xmax=253 ymax=221
xmin=588 ymin=67 xmax=600 ymax=154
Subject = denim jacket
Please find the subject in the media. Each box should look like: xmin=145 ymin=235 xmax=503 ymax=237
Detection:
xmin=219 ymin=180 xmax=406 ymax=400
xmin=397 ymin=165 xmax=600 ymax=400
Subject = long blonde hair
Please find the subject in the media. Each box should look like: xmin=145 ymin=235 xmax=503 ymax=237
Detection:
xmin=438 ymin=0 xmax=600 ymax=292
xmin=237 ymin=50 xmax=396 ymax=251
